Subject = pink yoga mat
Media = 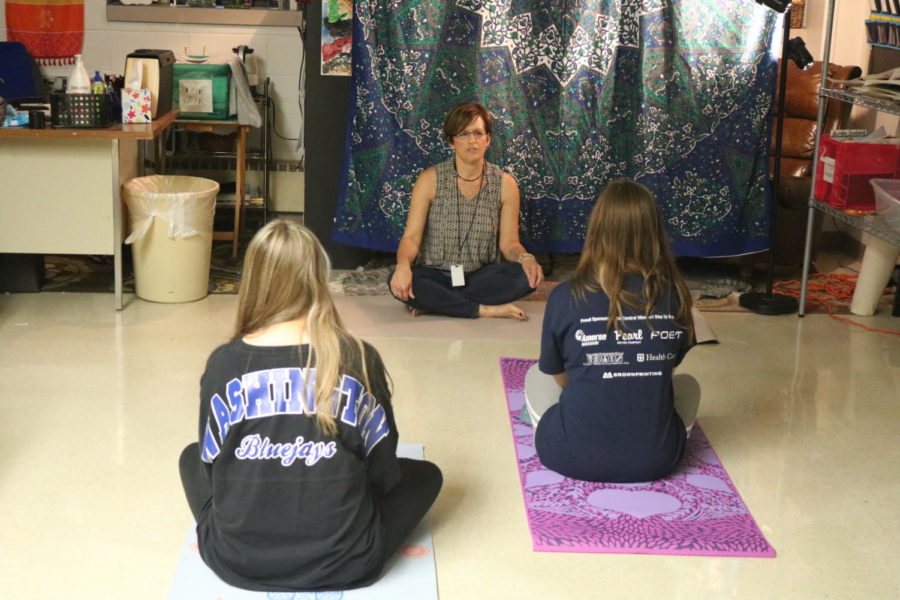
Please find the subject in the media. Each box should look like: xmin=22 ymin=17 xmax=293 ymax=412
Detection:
xmin=501 ymin=357 xmax=775 ymax=557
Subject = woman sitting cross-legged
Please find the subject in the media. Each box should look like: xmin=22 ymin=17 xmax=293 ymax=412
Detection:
xmin=179 ymin=220 xmax=442 ymax=592
xmin=388 ymin=101 xmax=544 ymax=320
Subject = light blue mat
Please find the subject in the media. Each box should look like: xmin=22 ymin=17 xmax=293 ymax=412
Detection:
xmin=168 ymin=444 xmax=438 ymax=600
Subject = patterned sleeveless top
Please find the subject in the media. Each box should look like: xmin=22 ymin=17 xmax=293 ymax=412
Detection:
xmin=417 ymin=159 xmax=503 ymax=272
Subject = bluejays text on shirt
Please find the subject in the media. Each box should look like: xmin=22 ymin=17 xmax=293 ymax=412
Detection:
xmin=201 ymin=368 xmax=390 ymax=464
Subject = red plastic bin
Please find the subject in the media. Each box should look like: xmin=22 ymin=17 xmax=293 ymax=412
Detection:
xmin=814 ymin=134 xmax=900 ymax=211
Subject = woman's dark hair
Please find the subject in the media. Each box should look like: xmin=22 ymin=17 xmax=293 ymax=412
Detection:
xmin=443 ymin=101 xmax=493 ymax=142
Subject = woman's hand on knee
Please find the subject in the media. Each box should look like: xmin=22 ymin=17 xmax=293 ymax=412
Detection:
xmin=519 ymin=255 xmax=544 ymax=288
xmin=391 ymin=266 xmax=415 ymax=301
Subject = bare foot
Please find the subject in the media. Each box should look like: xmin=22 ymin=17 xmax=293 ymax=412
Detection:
xmin=478 ymin=303 xmax=528 ymax=320
xmin=407 ymin=305 xmax=426 ymax=317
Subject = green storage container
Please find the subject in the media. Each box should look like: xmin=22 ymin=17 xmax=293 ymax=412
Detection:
xmin=172 ymin=63 xmax=232 ymax=120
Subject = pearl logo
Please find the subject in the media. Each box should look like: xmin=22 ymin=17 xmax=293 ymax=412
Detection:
xmin=614 ymin=330 xmax=644 ymax=344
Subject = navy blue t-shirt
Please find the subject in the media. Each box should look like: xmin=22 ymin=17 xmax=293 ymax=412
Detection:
xmin=536 ymin=276 xmax=694 ymax=482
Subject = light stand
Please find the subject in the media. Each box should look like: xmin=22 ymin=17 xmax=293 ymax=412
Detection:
xmin=740 ymin=4 xmax=813 ymax=315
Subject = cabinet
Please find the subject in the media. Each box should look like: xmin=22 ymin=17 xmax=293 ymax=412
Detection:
xmin=798 ymin=1 xmax=900 ymax=317
xmin=0 ymin=110 xmax=179 ymax=310
xmin=165 ymin=77 xmax=273 ymax=256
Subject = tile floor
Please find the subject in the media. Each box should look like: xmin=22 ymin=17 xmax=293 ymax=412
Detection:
xmin=0 ymin=291 xmax=898 ymax=599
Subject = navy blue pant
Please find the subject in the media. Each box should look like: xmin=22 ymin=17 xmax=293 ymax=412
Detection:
xmin=388 ymin=262 xmax=535 ymax=318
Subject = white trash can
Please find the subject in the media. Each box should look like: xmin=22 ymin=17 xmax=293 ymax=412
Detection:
xmin=124 ymin=175 xmax=219 ymax=303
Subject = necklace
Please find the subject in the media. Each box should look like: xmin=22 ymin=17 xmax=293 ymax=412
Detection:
xmin=455 ymin=161 xmax=484 ymax=182
xmin=455 ymin=167 xmax=485 ymax=261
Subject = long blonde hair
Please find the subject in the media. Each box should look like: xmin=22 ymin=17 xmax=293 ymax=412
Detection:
xmin=571 ymin=179 xmax=694 ymax=340
xmin=235 ymin=219 xmax=372 ymax=435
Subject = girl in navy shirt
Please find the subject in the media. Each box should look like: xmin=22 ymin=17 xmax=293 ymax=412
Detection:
xmin=525 ymin=179 xmax=700 ymax=483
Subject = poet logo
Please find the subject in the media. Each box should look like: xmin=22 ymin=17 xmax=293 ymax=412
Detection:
xmin=650 ymin=330 xmax=684 ymax=340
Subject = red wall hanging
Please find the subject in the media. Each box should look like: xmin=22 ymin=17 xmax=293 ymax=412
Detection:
xmin=6 ymin=0 xmax=85 ymax=66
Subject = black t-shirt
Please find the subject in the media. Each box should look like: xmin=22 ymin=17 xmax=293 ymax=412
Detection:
xmin=195 ymin=338 xmax=401 ymax=591
xmin=537 ymin=277 xmax=694 ymax=482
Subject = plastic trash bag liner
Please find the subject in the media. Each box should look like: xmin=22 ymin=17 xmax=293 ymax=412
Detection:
xmin=124 ymin=175 xmax=219 ymax=244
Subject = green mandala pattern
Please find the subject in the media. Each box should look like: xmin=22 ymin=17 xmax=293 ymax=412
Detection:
xmin=335 ymin=0 xmax=778 ymax=255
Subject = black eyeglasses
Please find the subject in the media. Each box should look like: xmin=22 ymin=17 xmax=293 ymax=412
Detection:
xmin=455 ymin=131 xmax=487 ymax=140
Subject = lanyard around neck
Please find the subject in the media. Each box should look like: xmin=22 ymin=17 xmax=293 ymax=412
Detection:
xmin=454 ymin=162 xmax=486 ymax=259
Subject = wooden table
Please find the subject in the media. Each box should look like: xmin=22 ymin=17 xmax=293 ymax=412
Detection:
xmin=173 ymin=119 xmax=251 ymax=257
xmin=0 ymin=110 xmax=178 ymax=310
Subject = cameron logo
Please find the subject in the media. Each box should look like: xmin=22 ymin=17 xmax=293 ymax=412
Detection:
xmin=575 ymin=329 xmax=607 ymax=346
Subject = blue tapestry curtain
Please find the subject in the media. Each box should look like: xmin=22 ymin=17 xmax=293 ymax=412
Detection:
xmin=334 ymin=0 xmax=779 ymax=256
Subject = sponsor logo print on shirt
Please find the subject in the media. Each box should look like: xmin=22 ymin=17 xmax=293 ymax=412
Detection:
xmin=650 ymin=330 xmax=684 ymax=340
xmin=602 ymin=370 xmax=663 ymax=379
xmin=583 ymin=314 xmax=674 ymax=323
xmin=614 ymin=329 xmax=644 ymax=345
xmin=575 ymin=329 xmax=608 ymax=346
xmin=636 ymin=352 xmax=678 ymax=362
xmin=584 ymin=352 xmax=626 ymax=366
xmin=579 ymin=316 xmax=608 ymax=324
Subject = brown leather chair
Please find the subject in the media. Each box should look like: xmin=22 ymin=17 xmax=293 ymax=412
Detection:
xmin=769 ymin=60 xmax=862 ymax=265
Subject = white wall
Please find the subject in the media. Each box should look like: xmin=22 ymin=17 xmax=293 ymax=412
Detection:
xmin=0 ymin=1 xmax=306 ymax=212
xmin=796 ymin=0 xmax=899 ymax=134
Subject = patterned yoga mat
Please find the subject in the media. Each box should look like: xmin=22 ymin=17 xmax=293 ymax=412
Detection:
xmin=500 ymin=358 xmax=775 ymax=557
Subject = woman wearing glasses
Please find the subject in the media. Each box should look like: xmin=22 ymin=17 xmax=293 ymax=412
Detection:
xmin=388 ymin=102 xmax=544 ymax=320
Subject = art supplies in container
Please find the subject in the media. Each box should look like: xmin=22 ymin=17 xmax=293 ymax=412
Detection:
xmin=51 ymin=92 xmax=114 ymax=128
xmin=92 ymin=71 xmax=105 ymax=94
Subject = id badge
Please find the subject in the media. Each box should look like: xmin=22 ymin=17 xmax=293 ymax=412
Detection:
xmin=450 ymin=263 xmax=465 ymax=287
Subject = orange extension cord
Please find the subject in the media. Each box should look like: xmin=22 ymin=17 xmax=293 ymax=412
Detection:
xmin=772 ymin=273 xmax=899 ymax=335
